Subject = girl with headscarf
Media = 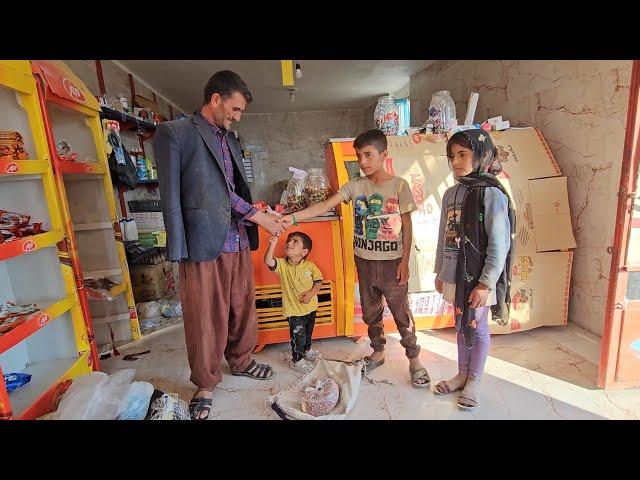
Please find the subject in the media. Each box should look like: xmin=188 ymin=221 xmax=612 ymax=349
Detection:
xmin=433 ymin=129 xmax=515 ymax=410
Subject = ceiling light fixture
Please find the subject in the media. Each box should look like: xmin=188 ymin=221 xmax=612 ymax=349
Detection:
xmin=295 ymin=61 xmax=302 ymax=80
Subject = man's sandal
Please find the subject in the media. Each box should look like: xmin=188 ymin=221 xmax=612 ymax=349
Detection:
xmin=410 ymin=367 xmax=431 ymax=388
xmin=189 ymin=396 xmax=213 ymax=420
xmin=232 ymin=359 xmax=275 ymax=380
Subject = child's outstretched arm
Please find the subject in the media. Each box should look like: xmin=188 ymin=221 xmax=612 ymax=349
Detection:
xmin=264 ymin=235 xmax=278 ymax=269
xmin=280 ymin=192 xmax=344 ymax=224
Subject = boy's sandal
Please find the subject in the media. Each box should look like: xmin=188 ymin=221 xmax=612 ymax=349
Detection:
xmin=189 ymin=396 xmax=213 ymax=420
xmin=457 ymin=394 xmax=478 ymax=410
xmin=410 ymin=367 xmax=431 ymax=388
xmin=363 ymin=356 xmax=385 ymax=372
xmin=232 ymin=359 xmax=275 ymax=380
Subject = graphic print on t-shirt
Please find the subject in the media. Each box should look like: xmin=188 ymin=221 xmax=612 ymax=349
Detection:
xmin=365 ymin=193 xmax=384 ymax=240
xmin=354 ymin=192 xmax=401 ymax=252
xmin=444 ymin=203 xmax=463 ymax=252
xmin=354 ymin=194 xmax=368 ymax=236
xmin=379 ymin=197 xmax=401 ymax=240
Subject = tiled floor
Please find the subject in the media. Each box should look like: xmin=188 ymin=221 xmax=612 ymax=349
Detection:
xmin=101 ymin=322 xmax=640 ymax=420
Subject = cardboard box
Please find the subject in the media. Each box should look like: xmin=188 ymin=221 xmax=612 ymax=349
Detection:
xmin=131 ymin=261 xmax=176 ymax=302
xmin=377 ymin=129 xmax=575 ymax=334
xmin=492 ymin=128 xmax=576 ymax=254
xmin=129 ymin=261 xmax=171 ymax=286
xmin=489 ymin=251 xmax=573 ymax=333
xmin=133 ymin=281 xmax=167 ymax=302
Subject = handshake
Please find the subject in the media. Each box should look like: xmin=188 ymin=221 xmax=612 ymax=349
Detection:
xmin=249 ymin=209 xmax=295 ymax=237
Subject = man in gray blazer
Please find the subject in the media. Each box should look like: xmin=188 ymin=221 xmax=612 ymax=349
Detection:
xmin=154 ymin=70 xmax=289 ymax=420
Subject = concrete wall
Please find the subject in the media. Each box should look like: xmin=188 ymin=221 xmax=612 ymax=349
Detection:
xmin=363 ymin=101 xmax=377 ymax=130
xmin=65 ymin=60 xmax=184 ymax=119
xmin=237 ymin=110 xmax=365 ymax=203
xmin=410 ymin=60 xmax=633 ymax=337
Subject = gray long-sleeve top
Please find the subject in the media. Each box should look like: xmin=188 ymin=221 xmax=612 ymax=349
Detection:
xmin=434 ymin=183 xmax=510 ymax=305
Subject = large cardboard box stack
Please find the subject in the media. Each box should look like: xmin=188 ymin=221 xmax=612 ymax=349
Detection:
xmin=383 ymin=128 xmax=575 ymax=333
xmin=130 ymin=261 xmax=176 ymax=302
xmin=487 ymin=128 xmax=575 ymax=333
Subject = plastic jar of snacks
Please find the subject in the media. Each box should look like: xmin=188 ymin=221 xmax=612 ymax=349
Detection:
xmin=303 ymin=168 xmax=331 ymax=206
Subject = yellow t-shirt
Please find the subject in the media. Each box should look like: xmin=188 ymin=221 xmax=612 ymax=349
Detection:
xmin=338 ymin=176 xmax=417 ymax=260
xmin=272 ymin=258 xmax=323 ymax=318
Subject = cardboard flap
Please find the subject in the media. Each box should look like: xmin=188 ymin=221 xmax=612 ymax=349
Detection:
xmin=529 ymin=176 xmax=576 ymax=252
xmin=31 ymin=60 xmax=100 ymax=111
xmin=489 ymin=128 xmax=562 ymax=182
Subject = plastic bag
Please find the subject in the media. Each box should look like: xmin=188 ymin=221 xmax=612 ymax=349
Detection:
xmin=117 ymin=381 xmax=154 ymax=420
xmin=301 ymin=377 xmax=340 ymax=417
xmin=50 ymin=369 xmax=139 ymax=420
xmin=139 ymin=317 xmax=161 ymax=331
xmin=3 ymin=372 xmax=31 ymax=393
xmin=159 ymin=299 xmax=182 ymax=318
xmin=107 ymin=130 xmax=138 ymax=188
xmin=50 ymin=372 xmax=109 ymax=420
xmin=90 ymin=370 xmax=135 ymax=419
xmin=137 ymin=301 xmax=161 ymax=319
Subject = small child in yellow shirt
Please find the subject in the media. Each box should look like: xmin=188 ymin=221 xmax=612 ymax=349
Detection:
xmin=264 ymin=231 xmax=324 ymax=374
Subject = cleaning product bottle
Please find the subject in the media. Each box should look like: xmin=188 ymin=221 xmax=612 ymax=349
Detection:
xmin=145 ymin=156 xmax=155 ymax=180
xmin=136 ymin=155 xmax=148 ymax=180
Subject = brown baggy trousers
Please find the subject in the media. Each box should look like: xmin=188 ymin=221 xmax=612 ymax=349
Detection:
xmin=178 ymin=248 xmax=257 ymax=389
xmin=354 ymin=256 xmax=420 ymax=359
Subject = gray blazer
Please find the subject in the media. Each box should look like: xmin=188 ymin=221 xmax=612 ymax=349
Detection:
xmin=153 ymin=111 xmax=258 ymax=262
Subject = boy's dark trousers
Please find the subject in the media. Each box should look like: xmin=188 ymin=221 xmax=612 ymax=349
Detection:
xmin=354 ymin=256 xmax=421 ymax=358
xmin=287 ymin=311 xmax=317 ymax=362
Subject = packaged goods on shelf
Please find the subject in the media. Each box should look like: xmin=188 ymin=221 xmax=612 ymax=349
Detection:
xmin=0 ymin=130 xmax=29 ymax=160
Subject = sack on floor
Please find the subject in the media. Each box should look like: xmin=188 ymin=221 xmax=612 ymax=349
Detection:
xmin=268 ymin=359 xmax=364 ymax=420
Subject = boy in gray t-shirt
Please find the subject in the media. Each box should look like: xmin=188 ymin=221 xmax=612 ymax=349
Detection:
xmin=280 ymin=129 xmax=431 ymax=388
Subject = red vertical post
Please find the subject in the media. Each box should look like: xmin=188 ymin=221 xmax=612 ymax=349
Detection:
xmin=127 ymin=73 xmax=136 ymax=112
xmin=95 ymin=60 xmax=106 ymax=96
